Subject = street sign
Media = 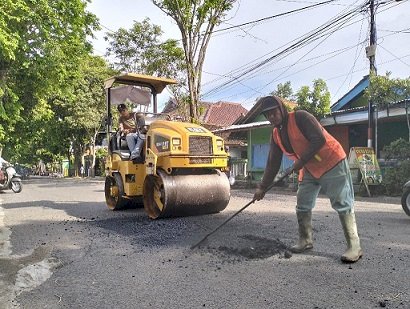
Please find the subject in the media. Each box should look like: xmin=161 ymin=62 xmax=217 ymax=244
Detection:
xmin=348 ymin=147 xmax=382 ymax=196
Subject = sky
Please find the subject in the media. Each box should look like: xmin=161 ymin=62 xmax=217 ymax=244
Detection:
xmin=87 ymin=0 xmax=410 ymax=110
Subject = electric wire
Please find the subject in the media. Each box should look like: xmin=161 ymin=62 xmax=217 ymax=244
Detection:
xmin=213 ymin=40 xmax=366 ymax=102
xmin=203 ymin=2 xmax=366 ymax=97
xmin=332 ymin=17 xmax=367 ymax=99
xmin=206 ymin=3 xmax=365 ymax=91
xmin=378 ymin=45 xmax=410 ymax=68
xmin=213 ymin=0 xmax=338 ymax=34
xmin=202 ymin=0 xmax=407 ymax=101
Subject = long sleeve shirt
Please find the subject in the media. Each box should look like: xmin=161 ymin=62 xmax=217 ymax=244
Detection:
xmin=259 ymin=110 xmax=326 ymax=189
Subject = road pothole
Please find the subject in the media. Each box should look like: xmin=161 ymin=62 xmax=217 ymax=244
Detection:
xmin=209 ymin=234 xmax=292 ymax=260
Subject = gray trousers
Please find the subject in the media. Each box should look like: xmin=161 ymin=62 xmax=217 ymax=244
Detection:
xmin=126 ymin=133 xmax=146 ymax=156
xmin=296 ymin=159 xmax=355 ymax=214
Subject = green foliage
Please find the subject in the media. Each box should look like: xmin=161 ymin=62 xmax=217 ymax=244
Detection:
xmin=105 ymin=18 xmax=185 ymax=79
xmin=382 ymin=138 xmax=410 ymax=161
xmin=0 ymin=0 xmax=101 ymax=165
xmin=95 ymin=147 xmax=108 ymax=176
xmin=381 ymin=138 xmax=410 ymax=195
xmin=365 ymin=73 xmax=410 ymax=142
xmin=382 ymin=161 xmax=410 ymax=196
xmin=365 ymin=73 xmax=410 ymax=108
xmin=152 ymin=0 xmax=237 ymax=121
xmin=271 ymin=81 xmax=294 ymax=101
xmin=295 ymin=78 xmax=331 ymax=119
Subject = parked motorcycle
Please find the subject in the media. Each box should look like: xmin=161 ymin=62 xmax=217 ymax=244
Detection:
xmin=401 ymin=180 xmax=410 ymax=216
xmin=0 ymin=163 xmax=23 ymax=193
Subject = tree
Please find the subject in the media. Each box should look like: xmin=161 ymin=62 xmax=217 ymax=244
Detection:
xmin=105 ymin=18 xmax=187 ymax=109
xmin=105 ymin=18 xmax=185 ymax=80
xmin=295 ymin=78 xmax=331 ymax=119
xmin=365 ymin=73 xmax=410 ymax=142
xmin=152 ymin=0 xmax=237 ymax=122
xmin=0 ymin=0 xmax=99 ymax=164
xmin=271 ymin=81 xmax=294 ymax=101
xmin=49 ymin=55 xmax=114 ymax=175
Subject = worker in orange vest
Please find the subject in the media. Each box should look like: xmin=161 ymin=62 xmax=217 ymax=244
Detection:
xmin=253 ymin=96 xmax=362 ymax=263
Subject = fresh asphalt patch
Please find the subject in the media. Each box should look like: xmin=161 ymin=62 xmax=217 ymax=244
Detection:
xmin=202 ymin=234 xmax=292 ymax=260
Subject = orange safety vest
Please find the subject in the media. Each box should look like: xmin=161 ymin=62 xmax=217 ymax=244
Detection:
xmin=273 ymin=112 xmax=346 ymax=180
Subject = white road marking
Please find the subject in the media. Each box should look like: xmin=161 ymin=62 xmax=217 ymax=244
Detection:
xmin=0 ymin=201 xmax=12 ymax=256
xmin=0 ymin=199 xmax=59 ymax=308
xmin=13 ymin=257 xmax=60 ymax=296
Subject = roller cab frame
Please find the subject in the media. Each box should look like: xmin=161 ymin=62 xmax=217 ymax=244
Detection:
xmin=104 ymin=73 xmax=231 ymax=219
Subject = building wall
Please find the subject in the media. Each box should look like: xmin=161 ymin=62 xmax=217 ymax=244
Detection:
xmin=247 ymin=126 xmax=272 ymax=181
xmin=349 ymin=124 xmax=368 ymax=149
xmin=247 ymin=116 xmax=294 ymax=181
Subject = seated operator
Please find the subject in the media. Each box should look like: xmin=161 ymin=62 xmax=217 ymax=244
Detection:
xmin=117 ymin=103 xmax=146 ymax=161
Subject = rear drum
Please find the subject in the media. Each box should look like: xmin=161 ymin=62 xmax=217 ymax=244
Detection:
xmin=105 ymin=174 xmax=128 ymax=210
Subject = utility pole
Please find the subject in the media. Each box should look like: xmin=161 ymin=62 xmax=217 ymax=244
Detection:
xmin=366 ymin=0 xmax=377 ymax=148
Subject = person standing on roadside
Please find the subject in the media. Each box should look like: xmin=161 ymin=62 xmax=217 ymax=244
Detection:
xmin=253 ymin=96 xmax=363 ymax=263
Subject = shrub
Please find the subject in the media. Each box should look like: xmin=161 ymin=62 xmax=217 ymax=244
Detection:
xmin=381 ymin=138 xmax=410 ymax=195
xmin=382 ymin=161 xmax=410 ymax=195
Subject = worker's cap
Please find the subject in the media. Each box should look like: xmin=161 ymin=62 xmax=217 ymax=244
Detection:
xmin=117 ymin=103 xmax=127 ymax=112
xmin=258 ymin=96 xmax=281 ymax=115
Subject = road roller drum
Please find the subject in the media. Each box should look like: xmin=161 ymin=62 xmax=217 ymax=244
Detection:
xmin=143 ymin=169 xmax=230 ymax=219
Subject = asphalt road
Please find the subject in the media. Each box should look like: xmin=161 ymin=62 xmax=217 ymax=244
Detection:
xmin=0 ymin=177 xmax=409 ymax=309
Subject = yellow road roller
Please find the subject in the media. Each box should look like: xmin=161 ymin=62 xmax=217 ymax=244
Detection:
xmin=104 ymin=73 xmax=230 ymax=219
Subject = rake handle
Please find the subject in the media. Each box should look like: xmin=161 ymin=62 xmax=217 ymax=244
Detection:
xmin=191 ymin=166 xmax=294 ymax=249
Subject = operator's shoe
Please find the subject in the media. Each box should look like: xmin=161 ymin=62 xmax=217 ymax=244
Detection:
xmin=290 ymin=211 xmax=313 ymax=253
xmin=130 ymin=149 xmax=141 ymax=161
xmin=339 ymin=213 xmax=363 ymax=263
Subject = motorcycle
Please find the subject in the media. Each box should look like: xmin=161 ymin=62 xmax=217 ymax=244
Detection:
xmin=0 ymin=163 xmax=23 ymax=193
xmin=401 ymin=180 xmax=410 ymax=216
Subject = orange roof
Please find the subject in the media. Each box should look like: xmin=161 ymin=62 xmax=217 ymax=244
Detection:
xmin=202 ymin=101 xmax=248 ymax=127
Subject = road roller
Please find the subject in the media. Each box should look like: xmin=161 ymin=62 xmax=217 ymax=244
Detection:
xmin=104 ymin=73 xmax=231 ymax=219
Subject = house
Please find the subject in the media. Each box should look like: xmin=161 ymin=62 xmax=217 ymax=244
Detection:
xmin=214 ymin=76 xmax=409 ymax=183
xmin=321 ymin=75 xmax=410 ymax=157
xmin=161 ymin=99 xmax=248 ymax=159
xmin=214 ymin=98 xmax=298 ymax=181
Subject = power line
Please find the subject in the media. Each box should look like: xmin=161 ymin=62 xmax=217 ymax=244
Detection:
xmin=378 ymin=44 xmax=410 ymax=67
xmin=213 ymin=0 xmax=338 ymax=33
xmin=202 ymin=0 xmax=407 ymax=100
xmin=204 ymin=45 xmax=410 ymax=104
xmin=203 ymin=1 xmax=366 ymax=97
xmin=332 ymin=17 xmax=367 ymax=99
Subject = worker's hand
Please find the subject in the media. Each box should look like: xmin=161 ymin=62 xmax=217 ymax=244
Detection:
xmin=293 ymin=159 xmax=304 ymax=171
xmin=253 ymin=187 xmax=266 ymax=201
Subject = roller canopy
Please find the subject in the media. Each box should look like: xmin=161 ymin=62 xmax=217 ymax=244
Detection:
xmin=104 ymin=73 xmax=178 ymax=93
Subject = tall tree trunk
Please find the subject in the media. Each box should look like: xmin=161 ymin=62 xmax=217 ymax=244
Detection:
xmin=72 ymin=140 xmax=84 ymax=177
xmin=90 ymin=129 xmax=99 ymax=177
xmin=406 ymin=102 xmax=410 ymax=143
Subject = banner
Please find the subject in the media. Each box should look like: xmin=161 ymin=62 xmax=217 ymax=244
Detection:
xmin=348 ymin=147 xmax=382 ymax=196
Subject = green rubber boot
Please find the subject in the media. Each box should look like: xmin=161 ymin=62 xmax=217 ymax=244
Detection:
xmin=339 ymin=213 xmax=363 ymax=263
xmin=290 ymin=211 xmax=313 ymax=253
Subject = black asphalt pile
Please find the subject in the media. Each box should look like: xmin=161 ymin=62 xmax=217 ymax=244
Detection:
xmin=208 ymin=234 xmax=292 ymax=260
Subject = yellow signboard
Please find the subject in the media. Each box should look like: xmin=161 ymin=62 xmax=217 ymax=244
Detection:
xmin=348 ymin=147 xmax=382 ymax=196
